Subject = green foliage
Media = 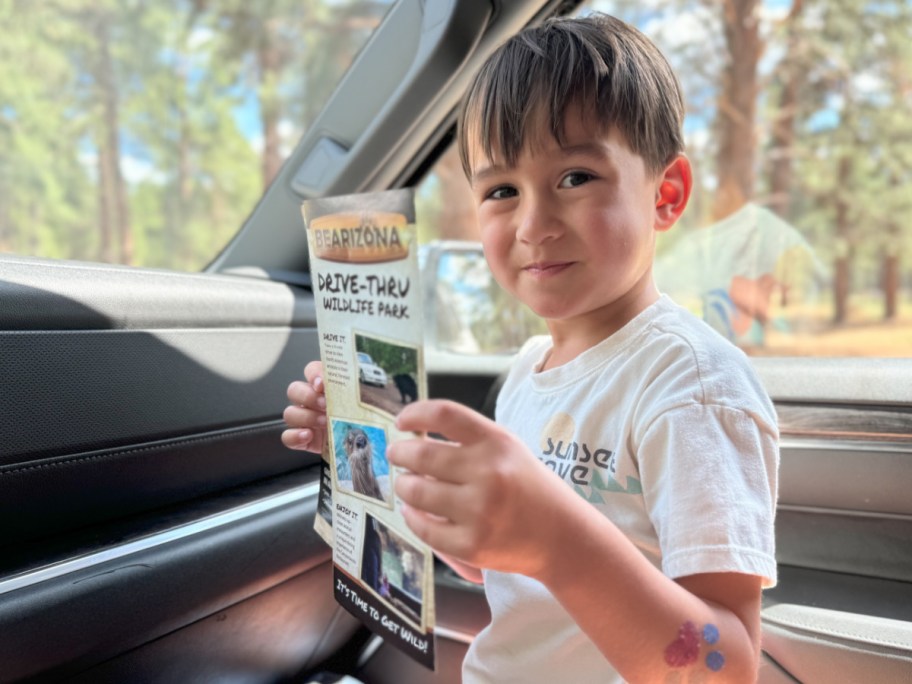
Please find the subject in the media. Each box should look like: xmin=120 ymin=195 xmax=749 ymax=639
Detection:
xmin=0 ymin=0 xmax=390 ymax=270
xmin=776 ymin=0 xmax=912 ymax=298
xmin=355 ymin=335 xmax=418 ymax=377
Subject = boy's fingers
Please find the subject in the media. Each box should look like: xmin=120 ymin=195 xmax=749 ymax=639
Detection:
xmin=401 ymin=505 xmax=481 ymax=562
xmin=303 ymin=361 xmax=325 ymax=390
xmin=400 ymin=504 xmax=462 ymax=556
xmin=286 ymin=381 xmax=327 ymax=410
xmin=280 ymin=427 xmax=321 ymax=452
xmin=388 ymin=438 xmax=472 ymax=483
xmin=395 ymin=472 xmax=465 ymax=521
xmin=396 ymin=399 xmax=496 ymax=445
xmin=282 ymin=404 xmax=328 ymax=431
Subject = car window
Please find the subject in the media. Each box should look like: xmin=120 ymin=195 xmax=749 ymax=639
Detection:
xmin=0 ymin=0 xmax=394 ymax=271
xmin=416 ymin=0 xmax=911 ymax=358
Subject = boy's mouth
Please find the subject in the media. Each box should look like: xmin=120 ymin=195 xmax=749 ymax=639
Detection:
xmin=522 ymin=261 xmax=574 ymax=277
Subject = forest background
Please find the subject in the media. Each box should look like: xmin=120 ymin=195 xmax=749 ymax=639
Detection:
xmin=1 ymin=0 xmax=910 ymax=355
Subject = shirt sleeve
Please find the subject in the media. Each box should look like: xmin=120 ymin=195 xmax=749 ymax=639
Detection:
xmin=637 ymin=402 xmax=779 ymax=587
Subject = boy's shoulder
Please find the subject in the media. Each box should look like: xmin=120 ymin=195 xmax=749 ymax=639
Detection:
xmin=649 ymin=295 xmax=753 ymax=365
xmin=648 ymin=295 xmax=747 ymax=360
xmin=507 ymin=296 xmax=753 ymax=379
xmin=500 ymin=297 xmax=774 ymax=419
xmin=643 ymin=296 xmax=776 ymax=424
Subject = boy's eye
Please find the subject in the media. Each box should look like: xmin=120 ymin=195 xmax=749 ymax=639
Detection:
xmin=486 ymin=185 xmax=517 ymax=200
xmin=559 ymin=171 xmax=594 ymax=188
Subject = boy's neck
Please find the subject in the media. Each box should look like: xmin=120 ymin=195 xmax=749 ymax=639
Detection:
xmin=541 ymin=285 xmax=661 ymax=371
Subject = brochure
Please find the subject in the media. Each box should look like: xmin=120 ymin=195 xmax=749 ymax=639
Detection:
xmin=303 ymin=188 xmax=435 ymax=670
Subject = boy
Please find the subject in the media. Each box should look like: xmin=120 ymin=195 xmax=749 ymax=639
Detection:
xmin=283 ymin=13 xmax=778 ymax=683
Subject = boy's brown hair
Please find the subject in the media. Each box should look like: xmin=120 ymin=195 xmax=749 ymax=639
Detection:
xmin=457 ymin=13 xmax=685 ymax=177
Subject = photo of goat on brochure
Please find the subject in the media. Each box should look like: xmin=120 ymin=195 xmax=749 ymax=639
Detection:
xmin=353 ymin=332 xmax=422 ymax=419
xmin=360 ymin=513 xmax=427 ymax=631
xmin=330 ymin=419 xmax=392 ymax=507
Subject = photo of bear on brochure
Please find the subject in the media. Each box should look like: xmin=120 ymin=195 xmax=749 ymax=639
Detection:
xmin=303 ymin=188 xmax=436 ymax=671
xmin=354 ymin=332 xmax=420 ymax=417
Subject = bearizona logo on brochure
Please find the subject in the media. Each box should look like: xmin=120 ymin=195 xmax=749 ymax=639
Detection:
xmin=305 ymin=189 xmax=414 ymax=264
xmin=309 ymin=211 xmax=409 ymax=263
xmin=302 ymin=188 xmax=436 ymax=671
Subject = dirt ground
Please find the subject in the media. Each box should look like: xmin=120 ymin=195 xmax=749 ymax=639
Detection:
xmin=753 ymin=316 xmax=912 ymax=357
xmin=764 ymin=321 xmax=912 ymax=358
xmin=359 ymin=381 xmax=412 ymax=416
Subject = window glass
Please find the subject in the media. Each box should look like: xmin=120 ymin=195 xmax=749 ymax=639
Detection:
xmin=415 ymin=144 xmax=549 ymax=356
xmin=416 ymin=0 xmax=912 ymax=358
xmin=0 ymin=0 xmax=393 ymax=270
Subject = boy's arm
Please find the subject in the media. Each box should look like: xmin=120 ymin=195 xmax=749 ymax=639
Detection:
xmin=537 ymin=487 xmax=762 ymax=681
xmin=389 ymin=399 xmax=763 ymax=683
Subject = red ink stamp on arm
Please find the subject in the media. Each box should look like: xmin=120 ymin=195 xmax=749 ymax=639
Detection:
xmin=664 ymin=620 xmax=701 ymax=667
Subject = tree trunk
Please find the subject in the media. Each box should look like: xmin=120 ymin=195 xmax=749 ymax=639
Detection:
xmin=97 ymin=132 xmax=115 ymax=263
xmin=95 ymin=12 xmax=133 ymax=265
xmin=768 ymin=0 xmax=803 ymax=220
xmin=883 ymin=247 xmax=899 ymax=320
xmin=833 ymin=156 xmax=852 ymax=324
xmin=882 ymin=174 xmax=902 ymax=320
xmin=179 ymin=110 xmax=192 ymax=205
xmin=258 ymin=42 xmax=283 ymax=190
xmin=176 ymin=95 xmax=192 ymax=265
xmin=713 ymin=0 xmax=762 ymax=221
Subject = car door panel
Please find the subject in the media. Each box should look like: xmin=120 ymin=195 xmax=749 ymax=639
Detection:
xmin=61 ymin=562 xmax=362 ymax=684
xmin=1 ymin=256 xmax=321 ymax=545
xmin=761 ymin=603 xmax=912 ymax=684
xmin=750 ymin=360 xmax=912 ymax=681
xmin=0 ymin=256 xmax=362 ymax=681
xmin=0 ymin=472 xmax=362 ymax=683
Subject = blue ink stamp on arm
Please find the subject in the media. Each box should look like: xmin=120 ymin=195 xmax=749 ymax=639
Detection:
xmin=706 ymin=650 xmax=725 ymax=672
xmin=703 ymin=623 xmax=720 ymax=645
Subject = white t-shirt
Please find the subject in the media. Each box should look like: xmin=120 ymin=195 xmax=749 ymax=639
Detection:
xmin=462 ymin=295 xmax=779 ymax=684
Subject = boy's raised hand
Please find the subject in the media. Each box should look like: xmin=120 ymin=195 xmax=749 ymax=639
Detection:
xmin=281 ymin=360 xmax=328 ymax=453
xmin=389 ymin=399 xmax=572 ymax=579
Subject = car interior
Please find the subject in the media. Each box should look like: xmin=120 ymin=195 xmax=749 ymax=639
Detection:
xmin=1 ymin=0 xmax=911 ymax=682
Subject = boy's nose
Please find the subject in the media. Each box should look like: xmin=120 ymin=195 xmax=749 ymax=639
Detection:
xmin=515 ymin=194 xmax=563 ymax=244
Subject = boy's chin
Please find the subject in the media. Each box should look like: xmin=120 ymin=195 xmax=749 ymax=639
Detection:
xmin=529 ymin=306 xmax=577 ymax=324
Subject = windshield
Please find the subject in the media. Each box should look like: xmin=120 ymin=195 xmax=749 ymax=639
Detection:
xmin=0 ymin=0 xmax=394 ymax=271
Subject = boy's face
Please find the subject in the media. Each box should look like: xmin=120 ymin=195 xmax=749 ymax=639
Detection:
xmin=467 ymin=105 xmax=684 ymax=339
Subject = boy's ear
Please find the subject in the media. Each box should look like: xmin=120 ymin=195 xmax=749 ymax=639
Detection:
xmin=654 ymin=155 xmax=692 ymax=232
